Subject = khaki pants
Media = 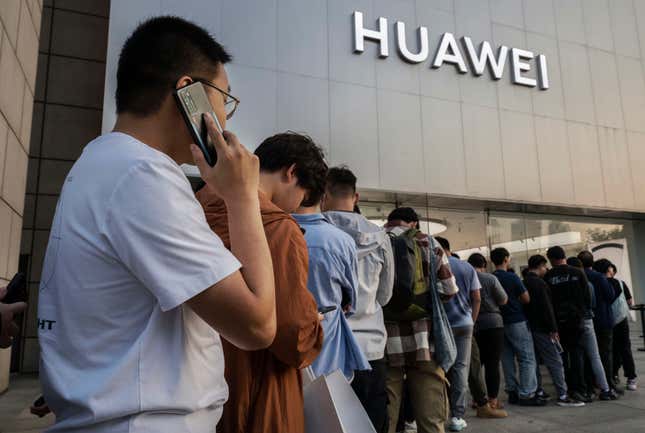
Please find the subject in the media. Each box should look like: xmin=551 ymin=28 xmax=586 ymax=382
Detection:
xmin=386 ymin=360 xmax=449 ymax=433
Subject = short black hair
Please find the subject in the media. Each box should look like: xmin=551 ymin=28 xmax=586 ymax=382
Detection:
xmin=435 ymin=236 xmax=450 ymax=252
xmin=326 ymin=166 xmax=357 ymax=197
xmin=254 ymin=132 xmax=327 ymax=207
xmin=546 ymin=246 xmax=566 ymax=261
xmin=528 ymin=254 xmax=547 ymax=269
xmin=609 ymin=263 xmax=618 ymax=274
xmin=116 ymin=16 xmax=232 ymax=116
xmin=567 ymin=256 xmax=583 ymax=269
xmin=490 ymin=247 xmax=510 ymax=266
xmin=387 ymin=207 xmax=419 ymax=223
xmin=468 ymin=253 xmax=487 ymax=269
xmin=593 ymin=258 xmax=613 ymax=275
xmin=578 ymin=251 xmax=594 ymax=268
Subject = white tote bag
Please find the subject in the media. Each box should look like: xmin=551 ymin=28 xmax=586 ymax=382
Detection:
xmin=302 ymin=369 xmax=376 ymax=433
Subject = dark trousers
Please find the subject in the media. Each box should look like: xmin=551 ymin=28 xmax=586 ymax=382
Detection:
xmin=613 ymin=319 xmax=637 ymax=380
xmin=352 ymin=358 xmax=389 ymax=433
xmin=595 ymin=326 xmax=615 ymax=390
xmin=468 ymin=337 xmax=487 ymax=406
xmin=560 ymin=328 xmax=586 ymax=394
xmin=475 ymin=327 xmax=504 ymax=399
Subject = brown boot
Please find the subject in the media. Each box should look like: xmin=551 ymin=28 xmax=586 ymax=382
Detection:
xmin=489 ymin=398 xmax=505 ymax=410
xmin=477 ymin=402 xmax=508 ymax=418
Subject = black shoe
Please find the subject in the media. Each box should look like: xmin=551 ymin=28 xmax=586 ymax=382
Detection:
xmin=508 ymin=390 xmax=519 ymax=405
xmin=557 ymin=396 xmax=585 ymax=407
xmin=571 ymin=391 xmax=593 ymax=403
xmin=536 ymin=388 xmax=551 ymax=400
xmin=599 ymin=389 xmax=619 ymax=401
xmin=519 ymin=395 xmax=548 ymax=406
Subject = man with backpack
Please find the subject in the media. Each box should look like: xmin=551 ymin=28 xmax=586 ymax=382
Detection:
xmin=383 ymin=208 xmax=458 ymax=433
xmin=322 ymin=166 xmax=394 ymax=433
xmin=435 ymin=237 xmax=481 ymax=432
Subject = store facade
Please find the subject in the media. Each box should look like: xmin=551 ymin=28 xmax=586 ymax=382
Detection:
xmin=102 ymin=0 xmax=645 ymax=298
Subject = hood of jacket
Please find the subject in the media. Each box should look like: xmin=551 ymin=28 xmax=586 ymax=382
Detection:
xmin=323 ymin=211 xmax=389 ymax=260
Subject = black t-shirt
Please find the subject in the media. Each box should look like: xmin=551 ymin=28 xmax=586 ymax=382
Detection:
xmin=544 ymin=265 xmax=591 ymax=331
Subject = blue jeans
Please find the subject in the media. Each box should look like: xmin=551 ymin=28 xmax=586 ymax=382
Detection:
xmin=502 ymin=321 xmax=537 ymax=398
xmin=447 ymin=326 xmax=473 ymax=418
xmin=533 ymin=331 xmax=567 ymax=398
xmin=581 ymin=319 xmax=609 ymax=391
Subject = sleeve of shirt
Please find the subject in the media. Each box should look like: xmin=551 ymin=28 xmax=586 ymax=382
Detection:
xmin=376 ymin=237 xmax=395 ymax=306
xmin=340 ymin=240 xmax=359 ymax=312
xmin=468 ymin=265 xmax=481 ymax=292
xmin=598 ymin=275 xmax=616 ymax=303
xmin=514 ymin=274 xmax=528 ymax=297
xmin=268 ymin=222 xmax=323 ymax=368
xmin=102 ymin=160 xmax=241 ymax=312
xmin=492 ymin=276 xmax=508 ymax=305
xmin=540 ymin=281 xmax=558 ymax=332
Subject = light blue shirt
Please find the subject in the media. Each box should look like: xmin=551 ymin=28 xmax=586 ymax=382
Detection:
xmin=444 ymin=256 xmax=481 ymax=328
xmin=292 ymin=213 xmax=371 ymax=380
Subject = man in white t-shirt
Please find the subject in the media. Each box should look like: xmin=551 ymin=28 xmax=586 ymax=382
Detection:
xmin=38 ymin=17 xmax=276 ymax=432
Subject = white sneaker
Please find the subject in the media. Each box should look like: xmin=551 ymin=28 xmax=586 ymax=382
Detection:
xmin=448 ymin=417 xmax=467 ymax=432
xmin=404 ymin=421 xmax=417 ymax=433
xmin=627 ymin=378 xmax=637 ymax=391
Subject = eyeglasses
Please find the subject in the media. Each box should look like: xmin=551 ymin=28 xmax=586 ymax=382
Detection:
xmin=193 ymin=78 xmax=240 ymax=120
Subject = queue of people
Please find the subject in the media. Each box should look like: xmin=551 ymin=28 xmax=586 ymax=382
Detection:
xmin=32 ymin=15 xmax=639 ymax=433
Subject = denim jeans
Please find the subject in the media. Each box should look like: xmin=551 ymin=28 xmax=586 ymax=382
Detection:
xmin=581 ymin=319 xmax=609 ymax=391
xmin=502 ymin=321 xmax=537 ymax=398
xmin=533 ymin=331 xmax=567 ymax=398
xmin=447 ymin=326 xmax=473 ymax=418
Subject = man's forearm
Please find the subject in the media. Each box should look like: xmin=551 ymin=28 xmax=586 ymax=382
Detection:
xmin=226 ymin=196 xmax=275 ymax=320
xmin=471 ymin=299 xmax=481 ymax=323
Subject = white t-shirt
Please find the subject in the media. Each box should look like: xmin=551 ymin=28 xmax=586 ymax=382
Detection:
xmin=38 ymin=132 xmax=241 ymax=432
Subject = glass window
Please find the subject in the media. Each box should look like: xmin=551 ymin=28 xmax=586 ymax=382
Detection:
xmin=489 ymin=213 xmax=529 ymax=275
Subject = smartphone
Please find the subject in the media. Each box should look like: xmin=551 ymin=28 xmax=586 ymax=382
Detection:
xmin=3 ymin=272 xmax=26 ymax=304
xmin=552 ymin=338 xmax=564 ymax=354
xmin=318 ymin=306 xmax=337 ymax=314
xmin=174 ymin=82 xmax=223 ymax=167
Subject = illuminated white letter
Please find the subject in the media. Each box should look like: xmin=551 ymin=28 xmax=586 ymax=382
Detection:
xmin=353 ymin=11 xmax=388 ymax=58
xmin=395 ymin=21 xmax=429 ymax=64
xmin=432 ymin=32 xmax=468 ymax=73
xmin=461 ymin=37 xmax=508 ymax=80
xmin=511 ymin=48 xmax=537 ymax=87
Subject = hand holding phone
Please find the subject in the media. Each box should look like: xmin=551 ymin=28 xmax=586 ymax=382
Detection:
xmin=190 ymin=113 xmax=260 ymax=204
xmin=318 ymin=306 xmax=337 ymax=314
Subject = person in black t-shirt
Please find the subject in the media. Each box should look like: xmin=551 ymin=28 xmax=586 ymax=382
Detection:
xmin=524 ymin=255 xmax=584 ymax=407
xmin=545 ymin=246 xmax=591 ymax=402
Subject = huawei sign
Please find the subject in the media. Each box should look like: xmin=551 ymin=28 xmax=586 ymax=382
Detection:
xmin=352 ymin=11 xmax=549 ymax=91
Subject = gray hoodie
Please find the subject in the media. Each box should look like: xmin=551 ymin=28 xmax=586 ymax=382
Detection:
xmin=324 ymin=211 xmax=394 ymax=361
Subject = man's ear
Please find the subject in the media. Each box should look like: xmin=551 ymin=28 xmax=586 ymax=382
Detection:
xmin=175 ymin=75 xmax=193 ymax=89
xmin=284 ymin=163 xmax=297 ymax=183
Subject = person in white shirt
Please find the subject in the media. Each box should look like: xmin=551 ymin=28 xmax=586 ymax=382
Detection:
xmin=38 ymin=16 xmax=276 ymax=433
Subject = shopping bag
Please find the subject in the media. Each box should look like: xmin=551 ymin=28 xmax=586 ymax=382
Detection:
xmin=611 ymin=281 xmax=630 ymax=326
xmin=303 ymin=369 xmax=376 ymax=433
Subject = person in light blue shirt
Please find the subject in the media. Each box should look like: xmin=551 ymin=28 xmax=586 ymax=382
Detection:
xmin=293 ymin=192 xmax=370 ymax=381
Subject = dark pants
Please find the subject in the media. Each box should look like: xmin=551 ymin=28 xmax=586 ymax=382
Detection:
xmin=560 ymin=327 xmax=586 ymax=394
xmin=613 ymin=319 xmax=637 ymax=380
xmin=475 ymin=327 xmax=504 ymax=399
xmin=595 ymin=326 xmax=615 ymax=390
xmin=533 ymin=331 xmax=568 ymax=397
xmin=468 ymin=337 xmax=487 ymax=406
xmin=352 ymin=358 xmax=389 ymax=433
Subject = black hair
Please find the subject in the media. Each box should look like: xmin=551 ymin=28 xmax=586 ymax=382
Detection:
xmin=254 ymin=132 xmax=328 ymax=207
xmin=490 ymin=247 xmax=510 ymax=266
xmin=435 ymin=236 xmax=450 ymax=252
xmin=593 ymin=258 xmax=613 ymax=275
xmin=468 ymin=253 xmax=487 ymax=269
xmin=546 ymin=246 xmax=566 ymax=261
xmin=387 ymin=207 xmax=419 ymax=223
xmin=609 ymin=263 xmax=618 ymax=274
xmin=528 ymin=254 xmax=547 ymax=269
xmin=578 ymin=251 xmax=594 ymax=268
xmin=567 ymin=256 xmax=583 ymax=269
xmin=326 ymin=166 xmax=357 ymax=197
xmin=116 ymin=16 xmax=232 ymax=116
